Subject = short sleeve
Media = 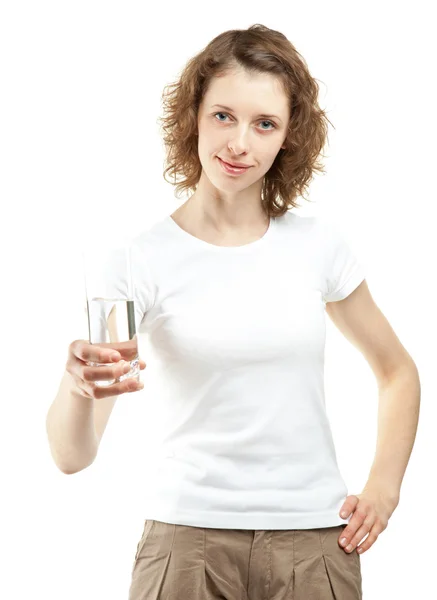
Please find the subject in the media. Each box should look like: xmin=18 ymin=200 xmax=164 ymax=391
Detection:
xmin=319 ymin=219 xmax=366 ymax=303
xmin=130 ymin=240 xmax=157 ymax=332
xmin=84 ymin=237 xmax=156 ymax=338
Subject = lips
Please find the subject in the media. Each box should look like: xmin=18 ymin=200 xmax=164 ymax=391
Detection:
xmin=219 ymin=158 xmax=251 ymax=168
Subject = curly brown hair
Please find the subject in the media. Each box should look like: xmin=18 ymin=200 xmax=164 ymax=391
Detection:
xmin=157 ymin=24 xmax=333 ymax=218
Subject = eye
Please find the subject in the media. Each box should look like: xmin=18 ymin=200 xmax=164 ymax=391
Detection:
xmin=258 ymin=119 xmax=276 ymax=131
xmin=213 ymin=112 xmax=276 ymax=131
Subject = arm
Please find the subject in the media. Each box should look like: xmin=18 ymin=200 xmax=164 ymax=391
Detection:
xmin=46 ymin=306 xmax=124 ymax=474
xmin=326 ymin=279 xmax=421 ymax=499
xmin=363 ymin=361 xmax=420 ymax=499
xmin=45 ymin=369 xmax=99 ymax=474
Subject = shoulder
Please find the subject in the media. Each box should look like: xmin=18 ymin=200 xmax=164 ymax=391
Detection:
xmin=278 ymin=210 xmax=330 ymax=231
xmin=277 ymin=211 xmax=336 ymax=247
xmin=130 ymin=215 xmax=175 ymax=261
xmin=299 ymin=214 xmax=353 ymax=249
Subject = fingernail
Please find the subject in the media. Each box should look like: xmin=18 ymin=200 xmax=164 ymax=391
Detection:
xmin=341 ymin=511 xmax=348 ymax=518
xmin=110 ymin=353 xmax=120 ymax=362
xmin=340 ymin=537 xmax=347 ymax=546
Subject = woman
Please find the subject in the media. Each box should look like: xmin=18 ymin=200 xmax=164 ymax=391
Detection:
xmin=124 ymin=24 xmax=410 ymax=600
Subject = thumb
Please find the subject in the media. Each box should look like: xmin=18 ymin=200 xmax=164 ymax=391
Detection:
xmin=340 ymin=494 xmax=359 ymax=519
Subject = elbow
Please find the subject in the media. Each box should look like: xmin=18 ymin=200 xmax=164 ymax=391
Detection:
xmin=57 ymin=459 xmax=95 ymax=475
xmin=60 ymin=463 xmax=93 ymax=475
xmin=47 ymin=443 xmax=96 ymax=475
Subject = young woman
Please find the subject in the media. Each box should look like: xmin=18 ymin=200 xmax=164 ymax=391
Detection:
xmin=52 ymin=23 xmax=418 ymax=600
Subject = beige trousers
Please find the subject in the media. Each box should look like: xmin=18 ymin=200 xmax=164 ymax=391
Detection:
xmin=129 ymin=519 xmax=363 ymax=599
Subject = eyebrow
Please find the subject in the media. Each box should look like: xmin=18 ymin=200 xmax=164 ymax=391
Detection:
xmin=211 ymin=104 xmax=282 ymax=123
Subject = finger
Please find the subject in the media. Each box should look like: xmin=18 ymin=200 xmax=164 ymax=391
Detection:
xmin=339 ymin=494 xmax=359 ymax=520
xmin=356 ymin=525 xmax=381 ymax=555
xmin=81 ymin=375 xmax=142 ymax=400
xmin=72 ymin=339 xmax=121 ymax=364
xmin=83 ymin=360 xmax=132 ymax=382
xmin=343 ymin=520 xmax=373 ymax=553
xmin=339 ymin=506 xmax=366 ymax=548
xmin=82 ymin=358 xmax=146 ymax=382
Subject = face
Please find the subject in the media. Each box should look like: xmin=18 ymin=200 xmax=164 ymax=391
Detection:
xmin=196 ymin=67 xmax=290 ymax=195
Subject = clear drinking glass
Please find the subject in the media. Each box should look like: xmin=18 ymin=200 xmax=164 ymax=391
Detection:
xmin=82 ymin=239 xmax=140 ymax=387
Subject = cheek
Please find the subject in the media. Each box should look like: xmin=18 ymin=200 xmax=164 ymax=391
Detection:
xmin=256 ymin=151 xmax=277 ymax=172
xmin=197 ymin=129 xmax=220 ymax=156
xmin=265 ymin=146 xmax=283 ymax=168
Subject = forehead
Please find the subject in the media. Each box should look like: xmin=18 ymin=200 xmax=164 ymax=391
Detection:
xmin=203 ymin=69 xmax=288 ymax=115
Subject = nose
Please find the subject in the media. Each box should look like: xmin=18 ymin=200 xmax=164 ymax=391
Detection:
xmin=228 ymin=132 xmax=250 ymax=156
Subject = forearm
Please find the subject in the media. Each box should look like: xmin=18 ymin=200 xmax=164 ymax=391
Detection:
xmin=364 ymin=362 xmax=421 ymax=498
xmin=46 ymin=370 xmax=98 ymax=474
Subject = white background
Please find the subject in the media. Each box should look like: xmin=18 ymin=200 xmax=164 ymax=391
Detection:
xmin=1 ymin=1 xmax=435 ymax=599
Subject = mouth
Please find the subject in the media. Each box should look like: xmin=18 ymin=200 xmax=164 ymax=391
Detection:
xmin=217 ymin=157 xmax=252 ymax=174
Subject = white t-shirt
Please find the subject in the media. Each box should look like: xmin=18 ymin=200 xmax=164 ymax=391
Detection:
xmin=123 ymin=210 xmax=366 ymax=530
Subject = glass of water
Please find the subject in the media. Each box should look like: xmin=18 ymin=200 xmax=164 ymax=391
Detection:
xmin=82 ymin=238 xmax=140 ymax=387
